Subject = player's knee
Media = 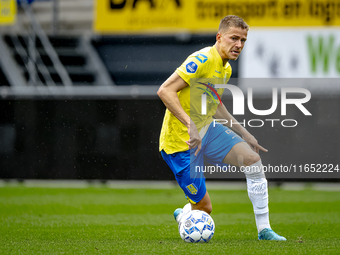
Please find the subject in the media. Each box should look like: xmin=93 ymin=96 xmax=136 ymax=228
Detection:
xmin=244 ymin=153 xmax=261 ymax=166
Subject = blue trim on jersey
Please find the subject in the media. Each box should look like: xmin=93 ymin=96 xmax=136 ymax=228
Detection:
xmin=195 ymin=54 xmax=208 ymax=63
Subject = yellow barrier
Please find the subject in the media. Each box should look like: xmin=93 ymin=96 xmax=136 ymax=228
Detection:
xmin=95 ymin=0 xmax=340 ymax=33
xmin=0 ymin=0 xmax=16 ymax=25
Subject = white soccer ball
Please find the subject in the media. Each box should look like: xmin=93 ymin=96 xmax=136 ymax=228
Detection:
xmin=179 ymin=210 xmax=215 ymax=243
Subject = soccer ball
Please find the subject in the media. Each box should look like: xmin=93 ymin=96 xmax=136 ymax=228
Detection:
xmin=179 ymin=210 xmax=215 ymax=243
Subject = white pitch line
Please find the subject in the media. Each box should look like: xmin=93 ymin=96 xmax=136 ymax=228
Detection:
xmin=0 ymin=179 xmax=339 ymax=191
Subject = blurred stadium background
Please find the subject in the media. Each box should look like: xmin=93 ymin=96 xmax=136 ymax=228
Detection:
xmin=0 ymin=0 xmax=339 ymax=181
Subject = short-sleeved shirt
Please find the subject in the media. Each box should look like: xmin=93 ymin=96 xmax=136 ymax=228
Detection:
xmin=159 ymin=45 xmax=232 ymax=154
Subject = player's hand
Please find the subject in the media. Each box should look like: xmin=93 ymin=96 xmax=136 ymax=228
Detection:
xmin=242 ymin=133 xmax=268 ymax=154
xmin=186 ymin=120 xmax=201 ymax=156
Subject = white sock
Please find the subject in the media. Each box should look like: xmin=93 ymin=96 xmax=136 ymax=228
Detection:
xmin=246 ymin=177 xmax=271 ymax=233
xmin=176 ymin=203 xmax=192 ymax=224
xmin=183 ymin=203 xmax=192 ymax=214
xmin=255 ymin=212 xmax=271 ymax=233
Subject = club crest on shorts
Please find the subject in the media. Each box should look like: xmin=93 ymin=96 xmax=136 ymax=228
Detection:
xmin=186 ymin=183 xmax=198 ymax=195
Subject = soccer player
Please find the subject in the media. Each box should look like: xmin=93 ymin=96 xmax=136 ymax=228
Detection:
xmin=157 ymin=15 xmax=286 ymax=241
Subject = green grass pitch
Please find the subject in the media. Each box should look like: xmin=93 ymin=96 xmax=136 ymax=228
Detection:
xmin=1 ymin=185 xmax=340 ymax=254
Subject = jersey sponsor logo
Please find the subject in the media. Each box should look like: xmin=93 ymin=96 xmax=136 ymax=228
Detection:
xmin=215 ymin=70 xmax=221 ymax=74
xmin=197 ymin=82 xmax=222 ymax=105
xmin=186 ymin=183 xmax=198 ymax=195
xmin=186 ymin=61 xmax=198 ymax=73
xmin=195 ymin=54 xmax=208 ymax=63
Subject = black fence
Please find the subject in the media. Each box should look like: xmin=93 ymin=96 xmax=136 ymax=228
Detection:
xmin=0 ymin=99 xmax=170 ymax=179
xmin=0 ymin=95 xmax=339 ymax=181
xmin=92 ymin=35 xmax=239 ymax=85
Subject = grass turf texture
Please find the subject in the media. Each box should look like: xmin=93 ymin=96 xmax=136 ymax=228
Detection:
xmin=0 ymin=186 xmax=340 ymax=254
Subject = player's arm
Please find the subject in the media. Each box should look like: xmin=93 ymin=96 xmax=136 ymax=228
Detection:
xmin=214 ymin=103 xmax=268 ymax=154
xmin=157 ymin=72 xmax=201 ymax=155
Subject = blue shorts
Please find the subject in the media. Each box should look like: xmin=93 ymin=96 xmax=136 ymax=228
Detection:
xmin=161 ymin=122 xmax=244 ymax=204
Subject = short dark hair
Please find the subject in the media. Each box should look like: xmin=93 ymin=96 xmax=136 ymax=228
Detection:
xmin=218 ymin=15 xmax=249 ymax=32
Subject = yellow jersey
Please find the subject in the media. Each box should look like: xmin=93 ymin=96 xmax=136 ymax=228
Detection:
xmin=159 ymin=45 xmax=232 ymax=154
